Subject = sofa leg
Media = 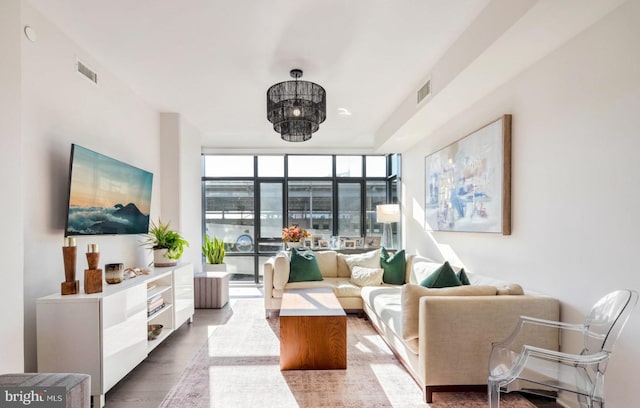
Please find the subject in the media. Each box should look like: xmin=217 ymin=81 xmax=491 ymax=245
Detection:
xmin=425 ymin=387 xmax=433 ymax=403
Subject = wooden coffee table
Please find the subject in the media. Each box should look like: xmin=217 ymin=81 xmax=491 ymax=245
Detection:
xmin=279 ymin=288 xmax=347 ymax=370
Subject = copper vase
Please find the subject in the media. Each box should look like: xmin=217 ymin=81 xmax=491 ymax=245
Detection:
xmin=86 ymin=252 xmax=100 ymax=270
xmin=62 ymin=246 xmax=77 ymax=282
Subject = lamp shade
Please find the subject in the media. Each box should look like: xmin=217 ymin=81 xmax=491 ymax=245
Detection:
xmin=376 ymin=204 xmax=400 ymax=223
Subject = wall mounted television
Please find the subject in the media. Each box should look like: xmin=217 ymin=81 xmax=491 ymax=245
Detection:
xmin=64 ymin=144 xmax=153 ymax=236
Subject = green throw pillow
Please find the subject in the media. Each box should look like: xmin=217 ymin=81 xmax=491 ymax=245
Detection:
xmin=380 ymin=248 xmax=406 ymax=285
xmin=419 ymin=261 xmax=462 ymax=288
xmin=288 ymin=249 xmax=323 ymax=283
xmin=457 ymin=268 xmax=471 ymax=285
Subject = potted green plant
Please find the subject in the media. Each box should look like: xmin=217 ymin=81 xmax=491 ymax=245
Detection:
xmin=202 ymin=235 xmax=226 ymax=272
xmin=144 ymin=219 xmax=189 ymax=267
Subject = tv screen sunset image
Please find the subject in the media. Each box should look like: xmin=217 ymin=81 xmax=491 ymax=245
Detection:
xmin=65 ymin=145 xmax=153 ymax=235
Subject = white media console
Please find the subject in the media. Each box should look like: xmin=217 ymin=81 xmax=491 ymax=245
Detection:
xmin=36 ymin=263 xmax=194 ymax=407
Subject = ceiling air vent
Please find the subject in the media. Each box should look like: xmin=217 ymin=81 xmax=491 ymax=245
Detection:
xmin=417 ymin=79 xmax=431 ymax=104
xmin=76 ymin=59 xmax=98 ymax=84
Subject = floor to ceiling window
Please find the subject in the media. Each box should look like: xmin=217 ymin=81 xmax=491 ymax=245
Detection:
xmin=203 ymin=154 xmax=400 ymax=283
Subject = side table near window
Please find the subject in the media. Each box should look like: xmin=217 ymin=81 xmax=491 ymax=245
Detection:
xmin=194 ymin=271 xmax=230 ymax=309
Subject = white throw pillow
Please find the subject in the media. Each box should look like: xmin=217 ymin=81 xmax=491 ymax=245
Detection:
xmin=345 ymin=249 xmax=381 ymax=272
xmin=350 ymin=265 xmax=384 ymax=287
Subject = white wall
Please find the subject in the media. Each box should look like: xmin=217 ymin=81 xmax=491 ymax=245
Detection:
xmin=0 ymin=0 xmax=25 ymax=373
xmin=402 ymin=2 xmax=640 ymax=406
xmin=178 ymin=119 xmax=204 ymax=273
xmin=159 ymin=113 xmax=181 ymax=229
xmin=159 ymin=112 xmax=203 ymax=272
xmin=20 ymin=3 xmax=161 ymax=371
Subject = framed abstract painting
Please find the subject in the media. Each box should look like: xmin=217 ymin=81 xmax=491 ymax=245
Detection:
xmin=425 ymin=115 xmax=511 ymax=234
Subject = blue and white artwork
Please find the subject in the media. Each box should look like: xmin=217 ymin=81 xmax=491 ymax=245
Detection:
xmin=425 ymin=115 xmax=511 ymax=234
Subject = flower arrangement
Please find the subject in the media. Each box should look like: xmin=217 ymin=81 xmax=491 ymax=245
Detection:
xmin=282 ymin=224 xmax=310 ymax=243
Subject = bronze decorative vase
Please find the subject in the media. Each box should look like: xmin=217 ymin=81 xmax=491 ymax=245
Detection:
xmin=61 ymin=237 xmax=79 ymax=295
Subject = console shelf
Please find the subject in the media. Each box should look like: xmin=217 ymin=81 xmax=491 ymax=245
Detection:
xmin=147 ymin=302 xmax=173 ymax=321
xmin=36 ymin=263 xmax=194 ymax=407
xmin=147 ymin=327 xmax=173 ymax=353
xmin=147 ymin=284 xmax=172 ymax=299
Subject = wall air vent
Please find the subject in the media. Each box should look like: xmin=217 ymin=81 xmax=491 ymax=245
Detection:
xmin=76 ymin=59 xmax=98 ymax=84
xmin=417 ymin=79 xmax=431 ymax=104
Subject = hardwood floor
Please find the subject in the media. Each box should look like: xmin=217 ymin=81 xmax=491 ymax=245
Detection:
xmin=105 ymin=286 xmax=561 ymax=407
xmin=104 ymin=291 xmax=235 ymax=407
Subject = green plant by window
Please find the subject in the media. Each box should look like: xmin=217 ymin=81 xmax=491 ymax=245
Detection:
xmin=202 ymin=235 xmax=225 ymax=264
xmin=144 ymin=219 xmax=189 ymax=260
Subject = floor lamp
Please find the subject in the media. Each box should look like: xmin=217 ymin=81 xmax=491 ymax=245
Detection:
xmin=377 ymin=204 xmax=400 ymax=249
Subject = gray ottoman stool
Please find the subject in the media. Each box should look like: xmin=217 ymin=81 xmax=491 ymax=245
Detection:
xmin=194 ymin=271 xmax=230 ymax=308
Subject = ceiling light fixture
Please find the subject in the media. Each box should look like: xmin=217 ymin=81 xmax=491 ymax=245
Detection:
xmin=267 ymin=69 xmax=326 ymax=142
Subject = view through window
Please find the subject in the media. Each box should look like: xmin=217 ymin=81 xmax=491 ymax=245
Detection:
xmin=202 ymin=154 xmax=400 ymax=283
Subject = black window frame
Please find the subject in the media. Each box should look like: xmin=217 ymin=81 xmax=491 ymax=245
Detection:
xmin=202 ymin=154 xmax=400 ymax=284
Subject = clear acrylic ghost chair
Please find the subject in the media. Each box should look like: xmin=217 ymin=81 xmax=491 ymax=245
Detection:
xmin=488 ymin=289 xmax=638 ymax=408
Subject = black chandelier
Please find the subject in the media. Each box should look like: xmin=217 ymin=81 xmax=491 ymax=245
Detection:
xmin=267 ymin=69 xmax=326 ymax=142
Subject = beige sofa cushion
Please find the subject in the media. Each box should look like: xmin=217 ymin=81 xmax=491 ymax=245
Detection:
xmin=401 ymin=284 xmax=498 ymax=341
xmin=468 ymin=273 xmax=525 ymax=295
xmin=273 ymin=254 xmax=290 ymax=290
xmin=316 ymin=251 xmax=338 ymax=278
xmin=404 ymin=254 xmax=416 ymax=284
xmin=330 ymin=279 xmax=363 ymax=297
xmin=408 ymin=256 xmax=469 ymax=285
xmin=336 ymin=254 xmax=351 ymax=277
xmin=272 ymin=251 xmax=338 ymax=289
xmin=350 ymin=266 xmax=384 ymax=287
xmin=274 ymin=278 xmax=361 ymax=299
xmin=361 ymin=285 xmax=404 ymax=342
xmin=408 ymin=257 xmax=441 ymax=285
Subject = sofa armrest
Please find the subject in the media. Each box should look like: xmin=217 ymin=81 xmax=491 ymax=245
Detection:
xmin=272 ymin=254 xmax=290 ymax=289
xmin=263 ymin=253 xmax=290 ymax=289
xmin=263 ymin=257 xmax=276 ymax=307
xmin=417 ymin=295 xmax=559 ymax=386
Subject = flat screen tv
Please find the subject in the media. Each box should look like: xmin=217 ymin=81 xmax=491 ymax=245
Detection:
xmin=64 ymin=144 xmax=153 ymax=236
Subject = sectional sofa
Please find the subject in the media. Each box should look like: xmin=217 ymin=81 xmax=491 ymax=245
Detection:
xmin=262 ymin=250 xmax=560 ymax=402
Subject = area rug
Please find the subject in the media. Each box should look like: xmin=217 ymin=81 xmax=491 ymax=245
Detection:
xmin=160 ymin=299 xmax=536 ymax=408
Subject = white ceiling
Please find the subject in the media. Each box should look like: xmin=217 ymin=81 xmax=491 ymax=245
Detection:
xmin=25 ymin=0 xmax=626 ymax=152
xmin=26 ymin=0 xmax=492 ymax=151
